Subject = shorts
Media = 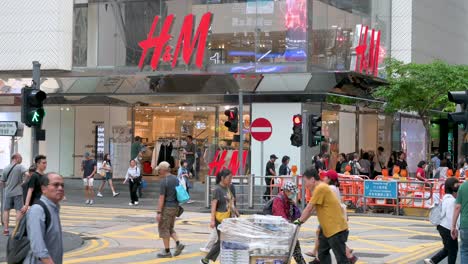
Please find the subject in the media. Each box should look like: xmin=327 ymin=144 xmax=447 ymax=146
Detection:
xmin=104 ymin=172 xmax=113 ymax=181
xmin=83 ymin=178 xmax=94 ymax=187
xmin=158 ymin=207 xmax=179 ymax=238
xmin=4 ymin=195 xmax=23 ymax=211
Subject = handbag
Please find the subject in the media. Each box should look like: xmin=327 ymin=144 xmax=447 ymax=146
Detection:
xmin=175 ymin=184 xmax=190 ymax=204
xmin=99 ymin=161 xmax=107 ymax=177
xmin=141 ymin=179 xmax=148 ymax=189
xmin=176 ymin=206 xmax=184 ymax=217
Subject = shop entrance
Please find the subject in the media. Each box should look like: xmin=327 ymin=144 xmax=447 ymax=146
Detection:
xmin=133 ymin=104 xmax=250 ymax=181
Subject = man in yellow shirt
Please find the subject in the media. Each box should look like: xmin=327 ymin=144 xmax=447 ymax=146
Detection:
xmin=296 ymin=168 xmax=349 ymax=264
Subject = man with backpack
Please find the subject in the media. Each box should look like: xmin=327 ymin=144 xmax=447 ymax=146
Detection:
xmin=22 ymin=172 xmax=64 ymax=264
xmin=1 ymin=153 xmax=27 ymax=236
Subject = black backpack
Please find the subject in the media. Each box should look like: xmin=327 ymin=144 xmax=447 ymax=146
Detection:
xmin=7 ymin=200 xmax=51 ymax=264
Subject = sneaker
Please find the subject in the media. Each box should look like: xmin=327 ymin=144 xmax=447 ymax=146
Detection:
xmin=89 ymin=200 xmax=94 ymax=205
xmin=174 ymin=243 xmax=185 ymax=256
xmin=156 ymin=250 xmax=172 ymax=258
xmin=3 ymin=229 xmax=9 ymax=236
xmin=129 ymin=202 xmax=134 ymax=206
xmin=113 ymin=192 xmax=120 ymax=197
xmin=85 ymin=200 xmax=90 ymax=204
xmin=199 ymin=247 xmax=210 ymax=253
xmin=200 ymin=258 xmax=209 ymax=264
xmin=97 ymin=193 xmax=103 ymax=197
xmin=187 ymin=200 xmax=194 ymax=204
xmin=423 ymin=259 xmax=434 ymax=264
xmin=134 ymin=201 xmax=139 ymax=205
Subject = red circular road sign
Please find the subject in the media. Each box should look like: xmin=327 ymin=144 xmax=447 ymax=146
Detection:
xmin=251 ymin=118 xmax=272 ymax=142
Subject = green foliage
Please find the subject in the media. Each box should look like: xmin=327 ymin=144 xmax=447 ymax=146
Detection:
xmin=325 ymin=94 xmax=358 ymax=105
xmin=373 ymin=58 xmax=468 ymax=119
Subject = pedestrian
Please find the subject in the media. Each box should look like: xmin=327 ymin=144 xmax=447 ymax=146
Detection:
xmin=387 ymin=151 xmax=398 ymax=175
xmin=435 ymin=159 xmax=449 ymax=180
xmin=123 ymin=159 xmax=141 ymax=206
xmin=395 ymin=152 xmax=408 ymax=171
xmin=23 ymin=172 xmax=64 ymax=264
xmin=359 ymin=152 xmax=371 ymax=177
xmin=131 ymin=136 xmax=142 ymax=160
xmin=314 ymin=154 xmax=326 ymax=171
xmin=263 ymin=154 xmax=278 ymax=202
xmin=22 ymin=165 xmax=37 ymax=205
xmin=23 ymin=155 xmax=47 ymax=212
xmin=1 ymin=153 xmax=27 ymax=236
xmin=416 ymin=161 xmax=427 ymax=181
xmin=452 ymin=174 xmax=468 ymax=263
xmin=156 ymin=161 xmax=185 ymax=258
xmin=200 ymin=169 xmax=239 ymax=264
xmin=97 ymin=153 xmax=119 ymax=198
xmin=348 ymin=153 xmax=363 ymax=176
xmin=296 ymin=168 xmax=350 ymax=264
xmin=135 ymin=151 xmax=144 ymax=198
xmin=335 ymin=153 xmax=347 ymax=174
xmin=425 ymin=177 xmax=459 ymax=264
xmin=82 ymin=152 xmax=96 ymax=205
xmin=184 ymin=136 xmax=197 ymax=180
xmin=373 ymin=146 xmax=386 ymax=178
xmin=459 ymin=158 xmax=468 ymax=178
xmin=307 ymin=170 xmax=358 ymax=263
xmin=279 ymin=155 xmax=291 ymax=176
xmin=272 ymin=181 xmax=305 ymax=264
xmin=431 ymin=149 xmax=441 ymax=170
xmin=177 ymin=160 xmax=193 ymax=204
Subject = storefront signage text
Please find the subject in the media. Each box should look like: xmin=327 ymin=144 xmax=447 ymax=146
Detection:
xmin=209 ymin=150 xmax=248 ymax=176
xmin=354 ymin=25 xmax=381 ymax=77
xmin=138 ymin=12 xmax=213 ymax=71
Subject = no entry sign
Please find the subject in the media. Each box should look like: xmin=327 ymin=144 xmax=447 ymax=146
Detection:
xmin=251 ymin=118 xmax=272 ymax=142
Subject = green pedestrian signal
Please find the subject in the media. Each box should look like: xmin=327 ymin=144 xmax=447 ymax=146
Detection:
xmin=21 ymin=87 xmax=47 ymax=127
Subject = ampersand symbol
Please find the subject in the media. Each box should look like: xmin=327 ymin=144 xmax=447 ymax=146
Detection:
xmin=163 ymin=46 xmax=172 ymax=62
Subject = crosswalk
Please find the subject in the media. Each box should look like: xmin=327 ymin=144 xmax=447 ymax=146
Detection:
xmin=2 ymin=204 xmax=442 ymax=264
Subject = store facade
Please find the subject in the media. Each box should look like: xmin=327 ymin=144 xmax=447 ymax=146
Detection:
xmin=0 ymin=0 xmax=396 ymax=178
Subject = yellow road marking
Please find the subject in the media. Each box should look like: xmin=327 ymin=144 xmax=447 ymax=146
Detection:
xmin=385 ymin=242 xmax=442 ymax=263
xmin=399 ymin=245 xmax=441 ymax=264
xmin=64 ymin=240 xmax=100 ymax=258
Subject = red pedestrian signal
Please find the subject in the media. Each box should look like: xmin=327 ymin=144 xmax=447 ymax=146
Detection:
xmin=290 ymin=114 xmax=302 ymax=147
xmin=224 ymin=107 xmax=239 ymax=133
xmin=293 ymin=115 xmax=302 ymax=126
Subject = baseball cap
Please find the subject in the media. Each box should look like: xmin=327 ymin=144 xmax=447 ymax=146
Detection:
xmin=156 ymin=161 xmax=171 ymax=171
xmin=84 ymin=152 xmax=90 ymax=158
xmin=283 ymin=181 xmax=298 ymax=194
xmin=270 ymin=154 xmax=278 ymax=160
xmin=325 ymin=170 xmax=339 ymax=181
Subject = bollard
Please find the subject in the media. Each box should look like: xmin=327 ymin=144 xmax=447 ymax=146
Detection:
xmin=248 ymin=174 xmax=254 ymax=209
xmin=205 ymin=176 xmax=211 ymax=208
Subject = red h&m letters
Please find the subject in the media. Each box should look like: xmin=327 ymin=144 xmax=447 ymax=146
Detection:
xmin=138 ymin=12 xmax=213 ymax=71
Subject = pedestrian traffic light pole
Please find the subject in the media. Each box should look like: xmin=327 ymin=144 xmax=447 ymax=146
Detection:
xmin=238 ymin=89 xmax=244 ymax=176
xmin=31 ymin=61 xmax=41 ymax=160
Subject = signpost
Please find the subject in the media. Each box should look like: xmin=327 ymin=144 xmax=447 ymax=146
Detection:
xmin=251 ymin=118 xmax=273 ymax=176
xmin=363 ymin=180 xmax=398 ymax=199
xmin=0 ymin=121 xmax=18 ymax=137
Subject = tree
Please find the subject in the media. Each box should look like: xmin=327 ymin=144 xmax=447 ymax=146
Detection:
xmin=373 ymin=58 xmax=468 ymax=159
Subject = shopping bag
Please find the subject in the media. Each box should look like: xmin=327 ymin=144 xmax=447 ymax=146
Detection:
xmin=176 ymin=184 xmax=190 ymax=204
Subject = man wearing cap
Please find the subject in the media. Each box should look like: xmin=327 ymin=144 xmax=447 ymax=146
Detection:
xmin=156 ymin=161 xmax=185 ymax=258
xmin=82 ymin=152 xmax=96 ymax=205
xmin=296 ymin=168 xmax=350 ymax=264
xmin=263 ymin=154 xmax=278 ymax=201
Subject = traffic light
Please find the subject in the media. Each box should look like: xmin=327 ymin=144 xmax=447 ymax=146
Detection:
xmin=308 ymin=114 xmax=322 ymax=147
xmin=290 ymin=114 xmax=302 ymax=147
xmin=224 ymin=107 xmax=239 ymax=133
xmin=448 ymin=91 xmax=468 ymax=130
xmin=21 ymin=86 xmax=47 ymax=127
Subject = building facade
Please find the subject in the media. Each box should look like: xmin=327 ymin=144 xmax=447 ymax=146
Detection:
xmin=4 ymin=0 xmax=446 ymax=178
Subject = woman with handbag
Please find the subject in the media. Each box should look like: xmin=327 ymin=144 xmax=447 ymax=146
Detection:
xmin=123 ymin=159 xmax=141 ymax=206
xmin=97 ymin=154 xmax=119 ymax=198
xmin=200 ymin=169 xmax=239 ymax=264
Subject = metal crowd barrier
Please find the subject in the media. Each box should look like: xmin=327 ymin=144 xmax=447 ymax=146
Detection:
xmin=205 ymin=175 xmax=302 ymax=210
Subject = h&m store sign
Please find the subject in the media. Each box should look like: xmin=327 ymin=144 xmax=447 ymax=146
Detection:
xmin=138 ymin=12 xmax=213 ymax=71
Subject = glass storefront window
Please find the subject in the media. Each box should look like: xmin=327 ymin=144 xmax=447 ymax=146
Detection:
xmin=133 ymin=104 xmax=251 ymax=179
xmin=73 ymin=5 xmax=88 ymax=66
